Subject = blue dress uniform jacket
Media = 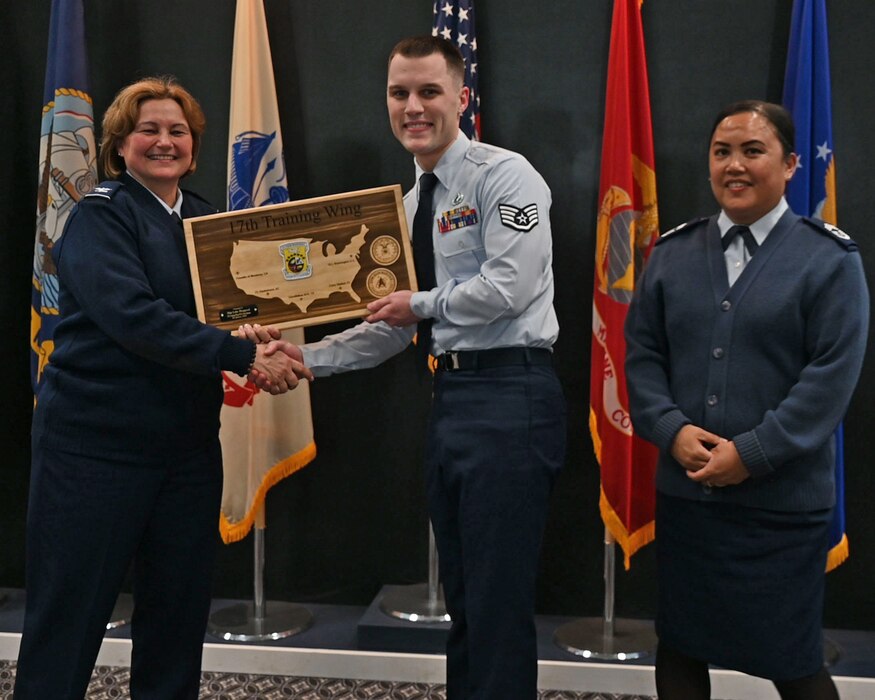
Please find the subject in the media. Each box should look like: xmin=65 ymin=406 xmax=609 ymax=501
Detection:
xmin=625 ymin=209 xmax=869 ymax=510
xmin=16 ymin=173 xmax=253 ymax=700
xmin=32 ymin=172 xmax=253 ymax=461
xmin=625 ymin=207 xmax=868 ymax=681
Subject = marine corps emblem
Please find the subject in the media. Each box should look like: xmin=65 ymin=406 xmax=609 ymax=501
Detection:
xmin=279 ymin=241 xmax=313 ymax=281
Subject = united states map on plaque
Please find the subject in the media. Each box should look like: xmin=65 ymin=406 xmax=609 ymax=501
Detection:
xmin=229 ymin=224 xmax=368 ymax=313
xmin=183 ymin=185 xmax=415 ymax=331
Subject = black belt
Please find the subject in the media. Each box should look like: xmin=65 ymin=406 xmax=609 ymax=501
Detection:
xmin=433 ymin=347 xmax=553 ymax=372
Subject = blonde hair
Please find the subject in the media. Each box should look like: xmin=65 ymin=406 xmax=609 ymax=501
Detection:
xmin=99 ymin=75 xmax=205 ymax=179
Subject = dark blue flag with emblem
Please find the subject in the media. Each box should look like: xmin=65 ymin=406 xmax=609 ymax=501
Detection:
xmin=31 ymin=0 xmax=98 ymax=395
xmin=432 ymin=0 xmax=480 ymax=139
xmin=782 ymin=0 xmax=846 ymax=572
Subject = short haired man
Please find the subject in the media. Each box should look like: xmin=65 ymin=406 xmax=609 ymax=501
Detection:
xmin=250 ymin=36 xmax=566 ymax=698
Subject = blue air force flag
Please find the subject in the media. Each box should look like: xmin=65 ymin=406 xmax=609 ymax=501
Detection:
xmin=783 ymin=0 xmax=836 ymax=222
xmin=782 ymin=0 xmax=846 ymax=571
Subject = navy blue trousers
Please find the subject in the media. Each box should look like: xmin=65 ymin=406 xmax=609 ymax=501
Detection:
xmin=426 ymin=365 xmax=566 ymax=700
xmin=14 ymin=441 xmax=223 ymax=700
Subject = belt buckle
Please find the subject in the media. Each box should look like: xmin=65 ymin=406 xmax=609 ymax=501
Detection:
xmin=444 ymin=351 xmax=462 ymax=371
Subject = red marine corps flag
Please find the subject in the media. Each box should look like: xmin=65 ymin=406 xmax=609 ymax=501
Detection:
xmin=590 ymin=0 xmax=659 ymax=568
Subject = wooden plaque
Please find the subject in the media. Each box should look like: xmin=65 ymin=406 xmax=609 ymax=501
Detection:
xmin=183 ymin=184 xmax=416 ymax=331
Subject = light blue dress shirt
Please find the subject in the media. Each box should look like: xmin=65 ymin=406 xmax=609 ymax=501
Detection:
xmin=719 ymin=197 xmax=788 ymax=286
xmin=301 ymin=132 xmax=559 ymax=376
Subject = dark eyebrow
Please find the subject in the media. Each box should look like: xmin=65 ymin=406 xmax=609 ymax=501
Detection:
xmin=711 ymin=139 xmax=766 ymax=147
xmin=388 ymin=82 xmax=443 ymax=91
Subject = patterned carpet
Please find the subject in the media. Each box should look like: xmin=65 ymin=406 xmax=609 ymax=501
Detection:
xmin=0 ymin=661 xmax=654 ymax=699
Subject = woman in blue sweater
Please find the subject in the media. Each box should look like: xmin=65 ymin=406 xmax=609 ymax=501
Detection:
xmin=15 ymin=76 xmax=309 ymax=699
xmin=625 ymin=101 xmax=868 ymax=699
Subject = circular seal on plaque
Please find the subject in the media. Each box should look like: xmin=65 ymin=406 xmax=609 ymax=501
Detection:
xmin=366 ymin=268 xmax=397 ymax=298
xmin=370 ymin=235 xmax=401 ymax=265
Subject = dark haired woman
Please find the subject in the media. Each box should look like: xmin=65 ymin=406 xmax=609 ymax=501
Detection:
xmin=625 ymin=100 xmax=867 ymax=699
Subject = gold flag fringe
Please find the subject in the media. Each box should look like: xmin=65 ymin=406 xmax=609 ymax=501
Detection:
xmin=218 ymin=441 xmax=317 ymax=544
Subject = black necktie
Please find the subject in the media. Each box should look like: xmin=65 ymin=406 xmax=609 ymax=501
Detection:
xmin=412 ymin=173 xmax=438 ymax=371
xmin=721 ymin=224 xmax=758 ymax=255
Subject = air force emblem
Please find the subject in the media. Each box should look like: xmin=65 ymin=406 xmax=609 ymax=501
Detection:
xmin=498 ymin=203 xmax=539 ymax=232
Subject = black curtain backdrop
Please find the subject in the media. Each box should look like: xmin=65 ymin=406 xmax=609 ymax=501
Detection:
xmin=3 ymin=1 xmax=873 ymax=630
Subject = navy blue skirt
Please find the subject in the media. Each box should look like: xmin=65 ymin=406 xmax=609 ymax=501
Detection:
xmin=656 ymin=492 xmax=832 ymax=681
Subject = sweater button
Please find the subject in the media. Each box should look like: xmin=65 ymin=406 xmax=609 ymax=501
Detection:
xmin=721 ymin=300 xmax=731 ymax=311
xmin=712 ymin=347 xmax=724 ymax=359
xmin=707 ymin=394 xmax=718 ymax=407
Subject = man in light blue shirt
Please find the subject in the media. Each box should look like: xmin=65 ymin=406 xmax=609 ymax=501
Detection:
xmin=250 ymin=36 xmax=566 ymax=699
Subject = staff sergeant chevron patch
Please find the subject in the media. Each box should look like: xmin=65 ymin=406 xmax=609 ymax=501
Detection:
xmin=498 ymin=203 xmax=539 ymax=232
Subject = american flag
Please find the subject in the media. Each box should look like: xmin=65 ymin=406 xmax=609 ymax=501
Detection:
xmin=432 ymin=0 xmax=480 ymax=140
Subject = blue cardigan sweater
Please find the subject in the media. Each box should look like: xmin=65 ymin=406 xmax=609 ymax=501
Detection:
xmin=625 ymin=210 xmax=868 ymax=511
xmin=33 ymin=174 xmax=253 ymax=463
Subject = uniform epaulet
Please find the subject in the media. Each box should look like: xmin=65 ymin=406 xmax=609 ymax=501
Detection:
xmin=656 ymin=217 xmax=707 ymax=246
xmin=801 ymin=217 xmax=858 ymax=251
xmin=181 ymin=187 xmax=219 ymax=213
xmin=465 ymin=140 xmax=512 ymax=167
xmin=84 ymin=180 xmax=124 ymax=199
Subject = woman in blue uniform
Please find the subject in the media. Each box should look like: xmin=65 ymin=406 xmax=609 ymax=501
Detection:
xmin=625 ymin=101 xmax=868 ymax=699
xmin=14 ymin=76 xmax=309 ymax=699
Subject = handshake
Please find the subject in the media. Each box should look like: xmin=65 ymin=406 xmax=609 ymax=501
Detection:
xmin=238 ymin=324 xmax=311 ymax=395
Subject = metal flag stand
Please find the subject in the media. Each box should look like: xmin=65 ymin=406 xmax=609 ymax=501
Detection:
xmin=554 ymin=527 xmax=656 ymax=660
xmin=208 ymin=503 xmax=313 ymax=641
xmin=379 ymin=522 xmax=451 ymax=623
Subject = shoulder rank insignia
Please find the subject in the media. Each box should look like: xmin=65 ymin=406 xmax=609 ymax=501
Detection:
xmin=802 ymin=217 xmax=857 ymax=250
xmin=85 ymin=181 xmax=123 ymax=199
xmin=498 ymin=203 xmax=539 ymax=232
xmin=657 ymin=217 xmax=707 ymax=245
xmin=823 ymin=222 xmax=850 ymax=240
